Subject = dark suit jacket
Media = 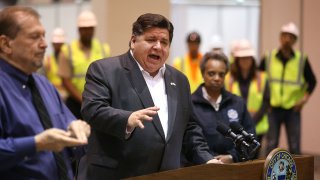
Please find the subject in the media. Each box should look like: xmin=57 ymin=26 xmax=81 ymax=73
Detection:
xmin=77 ymin=51 xmax=213 ymax=179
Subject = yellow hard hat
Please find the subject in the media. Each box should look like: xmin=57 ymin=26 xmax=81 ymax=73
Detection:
xmin=52 ymin=27 xmax=65 ymax=43
xmin=77 ymin=10 xmax=97 ymax=27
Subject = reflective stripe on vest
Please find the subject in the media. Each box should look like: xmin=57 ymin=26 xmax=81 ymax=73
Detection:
xmin=62 ymin=39 xmax=109 ymax=93
xmin=266 ymin=49 xmax=306 ymax=109
xmin=225 ymin=72 xmax=269 ymax=135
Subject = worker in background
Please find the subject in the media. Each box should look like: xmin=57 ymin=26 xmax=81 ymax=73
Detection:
xmin=42 ymin=27 xmax=68 ymax=101
xmin=173 ymin=31 xmax=203 ymax=93
xmin=225 ymin=39 xmax=269 ymax=157
xmin=58 ymin=10 xmax=111 ymax=119
xmin=259 ymin=22 xmax=317 ymax=155
xmin=229 ymin=39 xmax=246 ymax=65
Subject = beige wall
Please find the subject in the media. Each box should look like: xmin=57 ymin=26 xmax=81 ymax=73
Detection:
xmin=301 ymin=0 xmax=320 ymax=155
xmin=260 ymin=0 xmax=320 ymax=155
xmin=259 ymin=0 xmax=301 ymax=52
xmin=92 ymin=0 xmax=170 ymax=56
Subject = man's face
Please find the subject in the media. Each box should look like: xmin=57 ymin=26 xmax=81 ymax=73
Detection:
xmin=79 ymin=27 xmax=95 ymax=45
xmin=280 ymin=32 xmax=296 ymax=49
xmin=203 ymin=59 xmax=227 ymax=92
xmin=8 ymin=13 xmax=47 ymax=74
xmin=188 ymin=42 xmax=200 ymax=58
xmin=130 ymin=27 xmax=170 ymax=76
xmin=52 ymin=42 xmax=64 ymax=53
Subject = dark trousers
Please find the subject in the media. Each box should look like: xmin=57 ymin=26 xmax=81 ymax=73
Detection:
xmin=266 ymin=107 xmax=301 ymax=155
xmin=66 ymin=96 xmax=82 ymax=119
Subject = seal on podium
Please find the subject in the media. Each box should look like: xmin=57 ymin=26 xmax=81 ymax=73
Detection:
xmin=264 ymin=148 xmax=297 ymax=180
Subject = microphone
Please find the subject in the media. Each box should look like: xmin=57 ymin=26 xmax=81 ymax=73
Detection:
xmin=230 ymin=122 xmax=261 ymax=157
xmin=216 ymin=123 xmax=250 ymax=148
xmin=229 ymin=122 xmax=260 ymax=146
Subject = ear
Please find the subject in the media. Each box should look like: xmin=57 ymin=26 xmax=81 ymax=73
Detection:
xmin=130 ymin=35 xmax=136 ymax=49
xmin=0 ymin=35 xmax=12 ymax=54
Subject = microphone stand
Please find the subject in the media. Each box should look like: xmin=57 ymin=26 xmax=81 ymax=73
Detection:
xmin=233 ymin=134 xmax=261 ymax=161
xmin=233 ymin=134 xmax=250 ymax=162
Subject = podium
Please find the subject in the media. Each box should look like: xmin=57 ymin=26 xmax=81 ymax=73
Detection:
xmin=127 ymin=155 xmax=314 ymax=180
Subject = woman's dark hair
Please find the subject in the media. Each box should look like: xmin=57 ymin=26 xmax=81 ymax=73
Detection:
xmin=200 ymin=51 xmax=229 ymax=74
xmin=132 ymin=13 xmax=174 ymax=43
xmin=0 ymin=6 xmax=40 ymax=39
xmin=230 ymin=57 xmax=257 ymax=81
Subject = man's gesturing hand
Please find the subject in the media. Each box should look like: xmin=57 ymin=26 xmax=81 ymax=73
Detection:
xmin=127 ymin=106 xmax=160 ymax=129
xmin=35 ymin=128 xmax=88 ymax=152
xmin=67 ymin=120 xmax=91 ymax=143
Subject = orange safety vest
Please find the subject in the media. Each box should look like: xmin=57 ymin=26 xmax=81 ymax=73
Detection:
xmin=173 ymin=53 xmax=203 ymax=93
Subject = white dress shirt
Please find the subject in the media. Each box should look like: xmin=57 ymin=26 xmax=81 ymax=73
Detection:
xmin=131 ymin=51 xmax=169 ymax=138
xmin=202 ymin=86 xmax=222 ymax=111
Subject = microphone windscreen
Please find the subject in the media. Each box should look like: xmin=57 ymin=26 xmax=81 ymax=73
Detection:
xmin=230 ymin=121 xmax=243 ymax=133
xmin=216 ymin=123 xmax=229 ymax=136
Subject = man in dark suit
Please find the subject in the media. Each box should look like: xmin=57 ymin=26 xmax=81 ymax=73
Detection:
xmin=78 ymin=13 xmax=220 ymax=180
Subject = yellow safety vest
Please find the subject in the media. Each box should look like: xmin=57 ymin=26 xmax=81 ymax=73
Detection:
xmin=173 ymin=53 xmax=203 ymax=93
xmin=61 ymin=39 xmax=110 ymax=93
xmin=266 ymin=49 xmax=306 ymax=109
xmin=229 ymin=55 xmax=235 ymax=65
xmin=43 ymin=54 xmax=68 ymax=99
xmin=225 ymin=72 xmax=269 ymax=135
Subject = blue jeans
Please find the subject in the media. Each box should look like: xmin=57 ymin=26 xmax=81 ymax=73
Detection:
xmin=266 ymin=107 xmax=301 ymax=155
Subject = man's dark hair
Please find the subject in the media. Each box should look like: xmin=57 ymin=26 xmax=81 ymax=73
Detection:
xmin=200 ymin=52 xmax=229 ymax=74
xmin=0 ymin=6 xmax=40 ymax=39
xmin=132 ymin=13 xmax=174 ymax=43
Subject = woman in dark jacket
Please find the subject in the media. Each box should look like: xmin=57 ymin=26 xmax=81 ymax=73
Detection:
xmin=191 ymin=52 xmax=256 ymax=163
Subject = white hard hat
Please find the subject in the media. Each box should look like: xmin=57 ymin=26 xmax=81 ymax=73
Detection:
xmin=230 ymin=40 xmax=241 ymax=55
xmin=77 ymin=10 xmax=97 ymax=27
xmin=281 ymin=22 xmax=299 ymax=37
xmin=51 ymin=27 xmax=65 ymax=43
xmin=210 ymin=35 xmax=223 ymax=49
xmin=233 ymin=39 xmax=255 ymax=58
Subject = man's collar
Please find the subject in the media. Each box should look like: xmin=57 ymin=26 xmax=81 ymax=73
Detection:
xmin=0 ymin=59 xmax=30 ymax=84
xmin=277 ymin=48 xmax=295 ymax=59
